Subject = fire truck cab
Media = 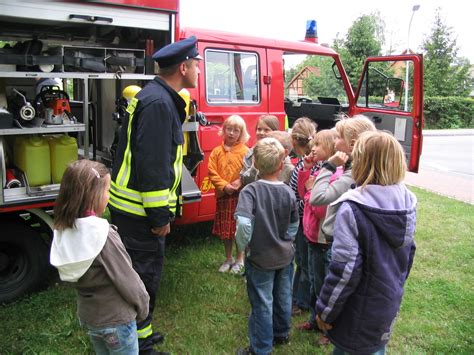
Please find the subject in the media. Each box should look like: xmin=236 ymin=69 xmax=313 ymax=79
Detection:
xmin=180 ymin=27 xmax=423 ymax=224
xmin=0 ymin=0 xmax=423 ymax=302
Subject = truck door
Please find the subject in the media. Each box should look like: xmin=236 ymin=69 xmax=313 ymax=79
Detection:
xmin=350 ymin=55 xmax=423 ymax=172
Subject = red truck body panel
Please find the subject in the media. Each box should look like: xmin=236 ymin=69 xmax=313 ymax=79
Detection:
xmin=82 ymin=0 xmax=179 ymax=12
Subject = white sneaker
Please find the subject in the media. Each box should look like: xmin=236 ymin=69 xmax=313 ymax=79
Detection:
xmin=230 ymin=261 xmax=245 ymax=274
xmin=218 ymin=259 xmax=234 ymax=273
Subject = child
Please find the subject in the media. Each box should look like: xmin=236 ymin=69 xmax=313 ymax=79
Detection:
xmin=288 ymin=116 xmax=317 ymax=314
xmin=208 ymin=115 xmax=250 ymax=273
xmin=50 ymin=160 xmax=149 ymax=354
xmin=316 ymin=131 xmax=417 ymax=354
xmin=310 ymin=115 xmax=376 ymax=245
xmin=240 ymin=114 xmax=280 ymax=186
xmin=267 ymin=130 xmax=294 ymax=184
xmin=296 ymin=130 xmax=341 ymax=343
xmin=235 ymin=137 xmax=299 ymax=354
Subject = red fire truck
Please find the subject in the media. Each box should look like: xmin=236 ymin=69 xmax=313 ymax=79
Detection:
xmin=0 ymin=0 xmax=423 ymax=302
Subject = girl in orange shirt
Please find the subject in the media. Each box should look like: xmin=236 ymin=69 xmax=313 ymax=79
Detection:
xmin=208 ymin=115 xmax=250 ymax=273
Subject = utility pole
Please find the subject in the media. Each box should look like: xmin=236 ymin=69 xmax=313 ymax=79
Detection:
xmin=404 ymin=5 xmax=420 ymax=111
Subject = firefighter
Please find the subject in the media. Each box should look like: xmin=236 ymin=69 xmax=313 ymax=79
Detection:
xmin=109 ymin=36 xmax=202 ymax=355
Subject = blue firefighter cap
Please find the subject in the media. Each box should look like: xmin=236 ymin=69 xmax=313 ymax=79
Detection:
xmin=152 ymin=36 xmax=202 ymax=68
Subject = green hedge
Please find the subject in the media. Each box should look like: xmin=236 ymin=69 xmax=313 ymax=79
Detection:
xmin=363 ymin=96 xmax=473 ymax=129
xmin=424 ymin=97 xmax=474 ymax=129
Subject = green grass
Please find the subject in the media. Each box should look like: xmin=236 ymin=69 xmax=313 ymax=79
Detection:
xmin=1 ymin=187 xmax=473 ymax=354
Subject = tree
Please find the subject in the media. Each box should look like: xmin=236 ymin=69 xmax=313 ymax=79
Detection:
xmin=287 ymin=13 xmax=388 ymax=100
xmin=337 ymin=13 xmax=385 ymax=88
xmin=422 ymin=8 xmax=472 ymax=97
xmin=302 ymin=56 xmax=347 ymax=100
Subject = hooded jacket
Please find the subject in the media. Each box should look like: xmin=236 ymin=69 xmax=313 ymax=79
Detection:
xmin=50 ymin=216 xmax=149 ymax=327
xmin=316 ymin=184 xmax=416 ymax=354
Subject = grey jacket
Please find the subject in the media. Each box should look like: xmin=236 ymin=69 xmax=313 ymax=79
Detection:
xmin=240 ymin=148 xmax=258 ymax=186
xmin=309 ymin=164 xmax=354 ymax=242
xmin=240 ymin=148 xmax=294 ymax=185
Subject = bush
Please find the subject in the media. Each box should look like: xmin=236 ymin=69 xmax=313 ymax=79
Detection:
xmin=424 ymin=97 xmax=474 ymax=129
xmin=360 ymin=96 xmax=473 ymax=129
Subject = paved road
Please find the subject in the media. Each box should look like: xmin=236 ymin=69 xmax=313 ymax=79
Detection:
xmin=404 ymin=129 xmax=474 ymax=204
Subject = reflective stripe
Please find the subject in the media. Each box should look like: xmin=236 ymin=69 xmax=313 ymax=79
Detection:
xmin=142 ymin=189 xmax=169 ymax=199
xmin=169 ymin=145 xmax=183 ymax=214
xmin=109 ymin=194 xmax=146 ymax=217
xmin=142 ymin=189 xmax=169 ymax=208
xmin=110 ymin=181 xmax=142 ymax=202
xmin=172 ymin=145 xmax=183 ymax=192
xmin=117 ymin=98 xmax=138 ymax=187
xmin=177 ymin=194 xmax=183 ymax=215
xmin=126 ymin=98 xmax=138 ymax=115
xmin=137 ymin=324 xmax=153 ymax=339
xmin=169 ymin=195 xmax=176 ymax=214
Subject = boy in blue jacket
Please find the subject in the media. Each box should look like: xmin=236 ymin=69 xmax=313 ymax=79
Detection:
xmin=316 ymin=131 xmax=417 ymax=354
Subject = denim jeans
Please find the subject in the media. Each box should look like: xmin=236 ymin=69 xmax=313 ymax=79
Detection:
xmin=307 ymin=243 xmax=331 ymax=325
xmin=333 ymin=344 xmax=386 ymax=355
xmin=245 ymin=260 xmax=294 ymax=354
xmin=292 ymin=223 xmax=311 ymax=310
xmin=84 ymin=320 xmax=138 ymax=355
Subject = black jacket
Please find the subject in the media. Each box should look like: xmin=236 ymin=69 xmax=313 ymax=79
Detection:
xmin=110 ymin=77 xmax=185 ymax=227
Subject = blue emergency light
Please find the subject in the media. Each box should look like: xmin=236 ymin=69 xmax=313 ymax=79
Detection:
xmin=305 ymin=20 xmax=318 ymax=43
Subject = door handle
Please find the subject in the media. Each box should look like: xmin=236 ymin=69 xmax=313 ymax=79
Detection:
xmin=69 ymin=14 xmax=113 ymax=23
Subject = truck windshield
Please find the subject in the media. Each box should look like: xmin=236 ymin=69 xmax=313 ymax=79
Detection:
xmin=284 ymin=54 xmax=348 ymax=106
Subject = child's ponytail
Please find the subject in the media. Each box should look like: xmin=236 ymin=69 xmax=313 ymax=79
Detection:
xmin=291 ymin=116 xmax=317 ymax=155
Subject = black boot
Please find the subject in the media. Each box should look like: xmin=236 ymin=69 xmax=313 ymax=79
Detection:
xmin=151 ymin=332 xmax=165 ymax=345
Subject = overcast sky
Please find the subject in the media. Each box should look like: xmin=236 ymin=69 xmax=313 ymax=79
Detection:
xmin=180 ymin=0 xmax=473 ymax=63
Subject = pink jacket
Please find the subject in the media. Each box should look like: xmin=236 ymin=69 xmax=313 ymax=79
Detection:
xmin=298 ymin=167 xmax=343 ymax=244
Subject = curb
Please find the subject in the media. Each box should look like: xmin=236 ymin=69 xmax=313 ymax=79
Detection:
xmin=423 ymin=129 xmax=474 ymax=137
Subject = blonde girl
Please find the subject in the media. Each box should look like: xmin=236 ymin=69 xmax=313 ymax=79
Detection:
xmin=316 ymin=131 xmax=416 ymax=354
xmin=298 ymin=129 xmax=341 ymax=243
xmin=50 ymin=160 xmax=149 ymax=354
xmin=240 ymin=114 xmax=280 ymax=186
xmin=351 ymin=131 xmax=407 ymax=187
xmin=288 ymin=116 xmax=317 ymax=314
xmin=310 ymin=114 xmax=376 ymax=244
xmin=208 ymin=115 xmax=250 ymax=273
xmin=296 ymin=130 xmax=341 ymax=341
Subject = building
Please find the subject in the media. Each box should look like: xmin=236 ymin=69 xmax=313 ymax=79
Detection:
xmin=286 ymin=66 xmax=320 ymax=97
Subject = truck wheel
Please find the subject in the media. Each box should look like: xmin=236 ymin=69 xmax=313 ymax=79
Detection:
xmin=0 ymin=221 xmax=50 ymax=304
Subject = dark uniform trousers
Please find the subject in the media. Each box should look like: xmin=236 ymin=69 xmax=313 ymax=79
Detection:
xmin=111 ymin=210 xmax=165 ymax=353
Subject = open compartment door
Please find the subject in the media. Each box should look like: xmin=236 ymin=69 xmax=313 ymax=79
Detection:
xmin=181 ymin=166 xmax=201 ymax=204
xmin=351 ymin=54 xmax=424 ymax=172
